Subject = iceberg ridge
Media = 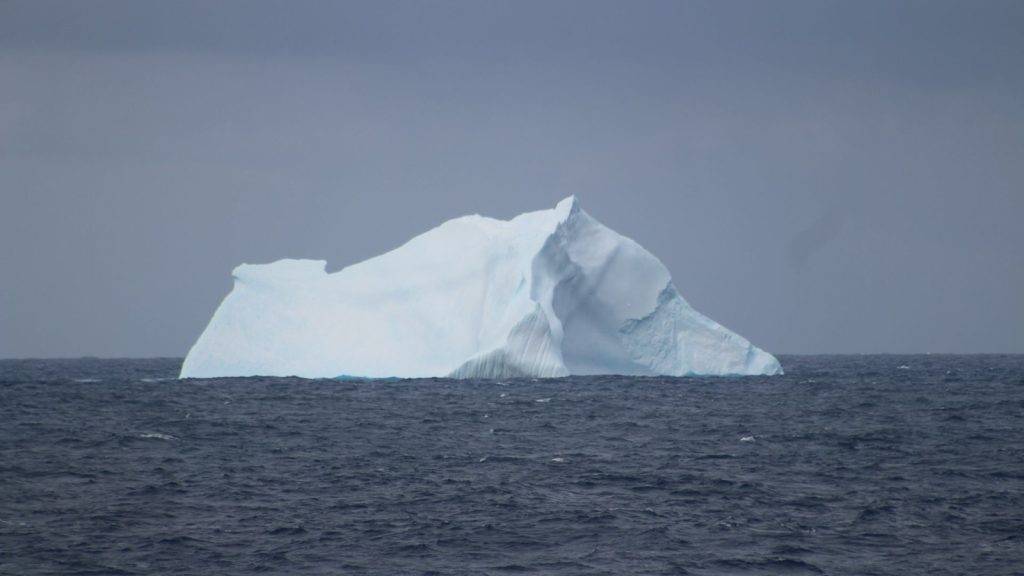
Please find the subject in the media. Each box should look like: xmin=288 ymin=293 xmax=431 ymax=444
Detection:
xmin=180 ymin=197 xmax=781 ymax=378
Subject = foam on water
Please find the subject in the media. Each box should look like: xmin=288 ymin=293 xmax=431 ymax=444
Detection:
xmin=138 ymin=432 xmax=177 ymax=440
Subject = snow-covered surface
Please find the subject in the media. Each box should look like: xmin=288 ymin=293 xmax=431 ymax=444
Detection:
xmin=180 ymin=197 xmax=781 ymax=379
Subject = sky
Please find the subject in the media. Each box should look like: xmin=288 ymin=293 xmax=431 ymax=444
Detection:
xmin=1 ymin=0 xmax=1022 ymax=358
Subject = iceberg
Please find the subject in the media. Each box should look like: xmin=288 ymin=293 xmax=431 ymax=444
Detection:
xmin=180 ymin=197 xmax=781 ymax=379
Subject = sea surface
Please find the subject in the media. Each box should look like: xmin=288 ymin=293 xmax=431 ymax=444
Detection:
xmin=1 ymin=355 xmax=1022 ymax=575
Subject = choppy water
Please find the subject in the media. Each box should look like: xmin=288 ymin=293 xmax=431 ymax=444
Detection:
xmin=1 ymin=355 xmax=1023 ymax=575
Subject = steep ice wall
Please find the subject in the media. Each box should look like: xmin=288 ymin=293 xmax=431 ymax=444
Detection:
xmin=180 ymin=197 xmax=781 ymax=379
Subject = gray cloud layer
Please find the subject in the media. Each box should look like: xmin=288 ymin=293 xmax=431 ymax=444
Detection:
xmin=2 ymin=0 xmax=1022 ymax=357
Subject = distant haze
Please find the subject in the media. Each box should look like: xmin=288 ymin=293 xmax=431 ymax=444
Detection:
xmin=2 ymin=0 xmax=1022 ymax=357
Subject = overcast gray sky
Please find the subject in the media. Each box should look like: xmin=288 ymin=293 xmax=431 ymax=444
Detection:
xmin=1 ymin=0 xmax=1022 ymax=358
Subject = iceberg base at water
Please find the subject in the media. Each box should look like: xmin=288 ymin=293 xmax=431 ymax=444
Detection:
xmin=180 ymin=197 xmax=781 ymax=379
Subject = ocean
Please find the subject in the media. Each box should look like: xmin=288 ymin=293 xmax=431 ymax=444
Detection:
xmin=1 ymin=355 xmax=1022 ymax=575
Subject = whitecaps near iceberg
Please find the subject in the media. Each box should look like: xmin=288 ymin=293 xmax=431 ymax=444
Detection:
xmin=180 ymin=197 xmax=781 ymax=379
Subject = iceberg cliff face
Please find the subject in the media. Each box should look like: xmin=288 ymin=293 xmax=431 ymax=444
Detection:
xmin=180 ymin=197 xmax=781 ymax=379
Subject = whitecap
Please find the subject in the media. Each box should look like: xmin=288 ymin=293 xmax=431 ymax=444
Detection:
xmin=139 ymin=432 xmax=177 ymax=441
xmin=535 ymin=398 xmax=552 ymax=403
xmin=740 ymin=435 xmax=755 ymax=442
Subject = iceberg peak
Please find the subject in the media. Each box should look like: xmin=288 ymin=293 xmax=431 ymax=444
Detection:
xmin=553 ymin=194 xmax=580 ymax=219
xmin=180 ymin=198 xmax=781 ymax=379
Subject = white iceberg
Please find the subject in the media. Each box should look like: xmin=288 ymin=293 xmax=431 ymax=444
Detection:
xmin=180 ymin=197 xmax=781 ymax=379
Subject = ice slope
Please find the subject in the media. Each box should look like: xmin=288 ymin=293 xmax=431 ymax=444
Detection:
xmin=180 ymin=197 xmax=781 ymax=379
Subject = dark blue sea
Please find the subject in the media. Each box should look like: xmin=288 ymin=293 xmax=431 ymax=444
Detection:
xmin=1 ymin=356 xmax=1022 ymax=575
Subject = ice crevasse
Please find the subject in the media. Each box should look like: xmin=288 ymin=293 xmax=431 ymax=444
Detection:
xmin=180 ymin=197 xmax=782 ymax=379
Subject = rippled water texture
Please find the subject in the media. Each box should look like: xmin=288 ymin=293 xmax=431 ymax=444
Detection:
xmin=1 ymin=355 xmax=1023 ymax=575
